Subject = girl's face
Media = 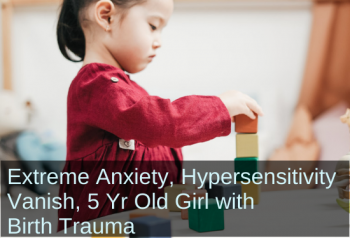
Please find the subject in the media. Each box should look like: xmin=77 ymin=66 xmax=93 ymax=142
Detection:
xmin=106 ymin=0 xmax=174 ymax=73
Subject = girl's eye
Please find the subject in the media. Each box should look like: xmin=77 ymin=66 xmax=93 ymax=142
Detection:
xmin=150 ymin=24 xmax=157 ymax=31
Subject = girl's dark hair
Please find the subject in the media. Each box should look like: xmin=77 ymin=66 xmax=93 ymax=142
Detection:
xmin=57 ymin=0 xmax=144 ymax=62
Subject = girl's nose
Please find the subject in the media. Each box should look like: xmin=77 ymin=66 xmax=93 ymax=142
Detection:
xmin=153 ymin=38 xmax=162 ymax=49
xmin=153 ymin=35 xmax=162 ymax=49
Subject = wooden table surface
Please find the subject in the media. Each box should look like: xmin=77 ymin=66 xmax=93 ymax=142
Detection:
xmin=57 ymin=188 xmax=349 ymax=237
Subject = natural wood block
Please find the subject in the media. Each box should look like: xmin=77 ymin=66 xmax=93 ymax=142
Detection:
xmin=129 ymin=207 xmax=169 ymax=219
xmin=234 ymin=157 xmax=258 ymax=181
xmin=180 ymin=189 xmax=207 ymax=219
xmin=336 ymin=198 xmax=350 ymax=213
xmin=344 ymin=189 xmax=350 ymax=199
xmin=164 ymin=184 xmax=196 ymax=211
xmin=236 ymin=134 xmax=259 ymax=158
xmin=188 ymin=198 xmax=224 ymax=232
xmin=238 ymin=181 xmax=260 ymax=205
xmin=235 ymin=113 xmax=258 ymax=133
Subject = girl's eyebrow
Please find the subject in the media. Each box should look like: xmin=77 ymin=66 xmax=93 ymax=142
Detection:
xmin=149 ymin=13 xmax=166 ymax=24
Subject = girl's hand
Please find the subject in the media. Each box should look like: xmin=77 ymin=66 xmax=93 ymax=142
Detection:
xmin=219 ymin=90 xmax=264 ymax=120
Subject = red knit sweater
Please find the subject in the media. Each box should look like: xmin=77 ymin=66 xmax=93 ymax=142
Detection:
xmin=57 ymin=63 xmax=231 ymax=232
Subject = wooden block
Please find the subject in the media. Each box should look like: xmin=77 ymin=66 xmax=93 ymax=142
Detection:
xmin=343 ymin=188 xmax=350 ymax=199
xmin=92 ymin=219 xmax=127 ymax=237
xmin=180 ymin=189 xmax=207 ymax=219
xmin=234 ymin=157 xmax=258 ymax=181
xmin=188 ymin=198 xmax=224 ymax=232
xmin=235 ymin=113 xmax=258 ymax=133
xmin=130 ymin=216 xmax=171 ymax=238
xmin=238 ymin=181 xmax=260 ymax=205
xmin=204 ymin=179 xmax=221 ymax=198
xmin=236 ymin=134 xmax=259 ymax=158
xmin=209 ymin=183 xmax=242 ymax=209
xmin=129 ymin=207 xmax=169 ymax=219
xmin=336 ymin=198 xmax=350 ymax=213
xmin=164 ymin=184 xmax=196 ymax=211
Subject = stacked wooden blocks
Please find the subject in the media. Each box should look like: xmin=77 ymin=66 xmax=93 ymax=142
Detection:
xmin=131 ymin=118 xmax=263 ymax=235
xmin=234 ymin=113 xmax=260 ymax=205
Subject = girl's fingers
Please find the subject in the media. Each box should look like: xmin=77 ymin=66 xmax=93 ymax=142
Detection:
xmin=243 ymin=106 xmax=256 ymax=119
xmin=246 ymin=99 xmax=264 ymax=116
xmin=242 ymin=94 xmax=264 ymax=116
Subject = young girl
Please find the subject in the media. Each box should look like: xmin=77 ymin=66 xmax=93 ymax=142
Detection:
xmin=56 ymin=0 xmax=263 ymax=232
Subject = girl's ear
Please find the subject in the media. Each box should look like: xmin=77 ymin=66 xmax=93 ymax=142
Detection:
xmin=94 ymin=0 xmax=115 ymax=31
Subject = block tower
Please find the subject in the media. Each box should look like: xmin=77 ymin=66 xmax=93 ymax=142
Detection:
xmin=234 ymin=113 xmax=260 ymax=205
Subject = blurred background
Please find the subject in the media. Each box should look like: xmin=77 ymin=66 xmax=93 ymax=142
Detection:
xmin=1 ymin=0 xmax=350 ymax=192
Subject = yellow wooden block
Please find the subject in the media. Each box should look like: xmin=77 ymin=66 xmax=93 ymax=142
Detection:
xmin=236 ymin=134 xmax=259 ymax=158
xmin=336 ymin=198 xmax=350 ymax=213
xmin=91 ymin=219 xmax=127 ymax=238
xmin=238 ymin=181 xmax=260 ymax=205
xmin=164 ymin=184 xmax=196 ymax=211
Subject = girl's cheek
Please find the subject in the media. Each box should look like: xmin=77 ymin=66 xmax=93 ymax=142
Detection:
xmin=135 ymin=34 xmax=150 ymax=51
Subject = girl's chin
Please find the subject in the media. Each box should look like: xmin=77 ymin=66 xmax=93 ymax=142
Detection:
xmin=125 ymin=64 xmax=148 ymax=74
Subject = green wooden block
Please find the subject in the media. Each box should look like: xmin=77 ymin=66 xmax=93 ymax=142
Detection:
xmin=164 ymin=184 xmax=196 ymax=211
xmin=234 ymin=157 xmax=258 ymax=181
xmin=188 ymin=198 xmax=225 ymax=232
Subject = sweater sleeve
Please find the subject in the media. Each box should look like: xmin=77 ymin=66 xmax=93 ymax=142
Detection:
xmin=76 ymin=73 xmax=232 ymax=148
